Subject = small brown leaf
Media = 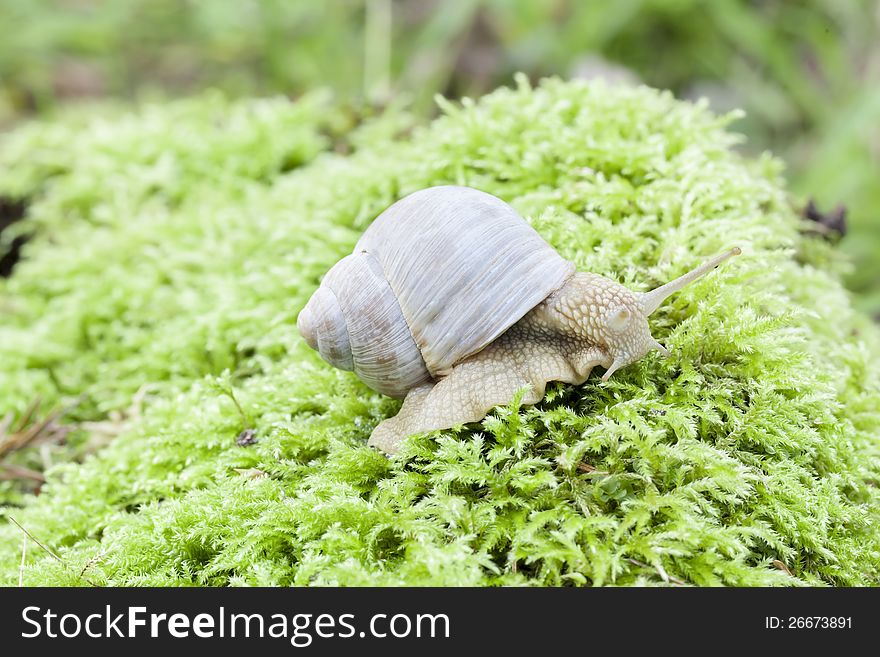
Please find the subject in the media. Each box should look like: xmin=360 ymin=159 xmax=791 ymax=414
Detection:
xmin=577 ymin=462 xmax=596 ymax=473
xmin=802 ymin=198 xmax=847 ymax=240
xmin=772 ymin=559 xmax=793 ymax=576
xmin=236 ymin=429 xmax=257 ymax=447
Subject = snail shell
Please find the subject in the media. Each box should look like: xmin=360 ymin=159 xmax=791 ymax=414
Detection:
xmin=297 ymin=186 xmax=575 ymax=398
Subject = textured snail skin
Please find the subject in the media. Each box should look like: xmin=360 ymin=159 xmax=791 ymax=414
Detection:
xmin=366 ymin=246 xmax=741 ymax=454
xmin=367 ymin=272 xmax=658 ymax=453
xmin=298 ymin=186 xmax=741 ymax=454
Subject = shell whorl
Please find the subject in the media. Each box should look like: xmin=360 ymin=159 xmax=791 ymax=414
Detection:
xmin=298 ymin=185 xmax=575 ymax=398
xmin=298 ymin=252 xmax=432 ymax=398
xmin=296 ymin=286 xmax=353 ymax=371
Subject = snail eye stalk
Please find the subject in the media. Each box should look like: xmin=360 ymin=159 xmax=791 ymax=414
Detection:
xmin=639 ymin=247 xmax=741 ymax=316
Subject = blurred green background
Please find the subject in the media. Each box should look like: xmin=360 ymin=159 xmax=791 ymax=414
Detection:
xmin=1 ymin=0 xmax=878 ymax=312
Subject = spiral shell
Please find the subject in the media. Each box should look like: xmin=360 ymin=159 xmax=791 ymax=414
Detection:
xmin=297 ymin=185 xmax=575 ymax=398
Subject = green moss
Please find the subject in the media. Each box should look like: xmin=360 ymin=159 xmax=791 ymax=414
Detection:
xmin=1 ymin=77 xmax=878 ymax=586
xmin=0 ymin=90 xmax=341 ymax=418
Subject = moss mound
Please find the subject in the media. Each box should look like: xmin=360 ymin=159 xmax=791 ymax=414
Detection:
xmin=1 ymin=77 xmax=878 ymax=586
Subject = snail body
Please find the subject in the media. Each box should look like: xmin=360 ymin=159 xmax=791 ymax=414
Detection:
xmin=298 ymin=186 xmax=740 ymax=453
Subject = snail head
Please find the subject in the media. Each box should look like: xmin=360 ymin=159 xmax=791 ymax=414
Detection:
xmin=553 ymin=247 xmax=741 ymax=380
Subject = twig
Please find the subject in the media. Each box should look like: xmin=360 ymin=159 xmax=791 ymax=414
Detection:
xmin=19 ymin=530 xmax=26 ymax=587
xmin=228 ymin=392 xmax=250 ymax=430
xmin=626 ymin=557 xmax=687 ymax=586
xmin=7 ymin=516 xmax=63 ymax=562
xmin=0 ymin=412 xmax=59 ymax=457
xmin=79 ymin=551 xmax=106 ymax=578
xmin=0 ymin=464 xmax=46 ymax=483
xmin=7 ymin=516 xmax=98 ymax=586
xmin=0 ymin=396 xmax=82 ymax=459
xmin=12 ymin=397 xmax=41 ymax=434
xmin=0 ymin=412 xmax=13 ymax=436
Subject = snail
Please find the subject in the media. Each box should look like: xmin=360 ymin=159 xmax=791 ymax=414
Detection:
xmin=298 ymin=186 xmax=740 ymax=454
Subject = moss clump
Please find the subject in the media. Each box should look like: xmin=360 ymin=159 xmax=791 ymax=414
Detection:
xmin=1 ymin=77 xmax=879 ymax=586
xmin=0 ymin=91 xmax=340 ymax=419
